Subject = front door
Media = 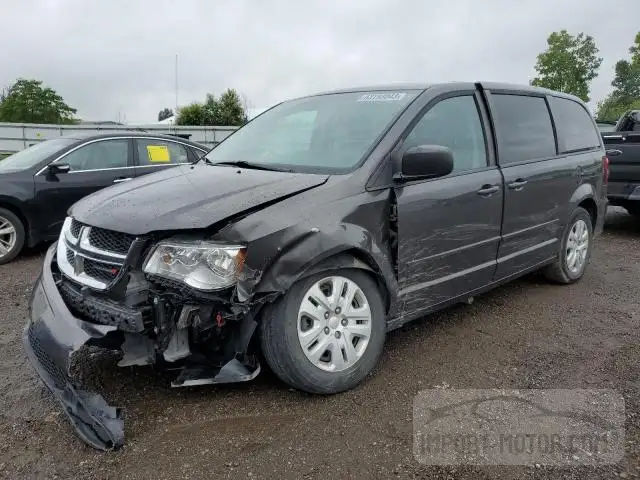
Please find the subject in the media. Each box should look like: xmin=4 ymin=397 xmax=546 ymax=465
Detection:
xmin=395 ymin=93 xmax=503 ymax=321
xmin=33 ymin=138 xmax=134 ymax=237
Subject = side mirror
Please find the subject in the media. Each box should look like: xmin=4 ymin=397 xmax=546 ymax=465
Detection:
xmin=48 ymin=163 xmax=71 ymax=175
xmin=394 ymin=145 xmax=454 ymax=182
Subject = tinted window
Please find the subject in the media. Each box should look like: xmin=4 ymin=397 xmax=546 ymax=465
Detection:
xmin=0 ymin=138 xmax=76 ymax=173
xmin=61 ymin=139 xmax=129 ymax=171
xmin=204 ymin=90 xmax=419 ymax=173
xmin=404 ymin=95 xmax=487 ymax=173
xmin=136 ymin=139 xmax=190 ymax=166
xmin=491 ymin=94 xmax=556 ymax=164
xmin=550 ymin=97 xmax=601 ymax=152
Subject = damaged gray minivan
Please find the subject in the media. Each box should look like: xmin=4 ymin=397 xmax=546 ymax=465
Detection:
xmin=24 ymin=82 xmax=608 ymax=449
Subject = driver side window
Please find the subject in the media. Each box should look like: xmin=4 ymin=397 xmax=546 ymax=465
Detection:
xmin=404 ymin=95 xmax=488 ymax=173
xmin=61 ymin=139 xmax=129 ymax=172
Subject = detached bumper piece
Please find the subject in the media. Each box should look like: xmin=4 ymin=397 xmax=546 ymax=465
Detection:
xmin=23 ymin=244 xmax=124 ymax=451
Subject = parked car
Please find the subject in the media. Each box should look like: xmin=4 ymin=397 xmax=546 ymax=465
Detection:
xmin=0 ymin=133 xmax=208 ymax=264
xmin=601 ymin=110 xmax=640 ymax=216
xmin=24 ymin=82 xmax=607 ymax=450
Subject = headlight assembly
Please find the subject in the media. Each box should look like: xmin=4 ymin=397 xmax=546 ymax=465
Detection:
xmin=142 ymin=240 xmax=246 ymax=291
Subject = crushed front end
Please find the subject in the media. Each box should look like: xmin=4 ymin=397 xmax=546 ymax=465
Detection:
xmin=24 ymin=218 xmax=261 ymax=450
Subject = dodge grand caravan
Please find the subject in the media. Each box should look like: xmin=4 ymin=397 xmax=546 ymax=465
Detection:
xmin=24 ymin=82 xmax=608 ymax=449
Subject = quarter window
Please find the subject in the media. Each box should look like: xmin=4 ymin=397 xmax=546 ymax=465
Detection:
xmin=549 ymin=97 xmax=601 ymax=153
xmin=61 ymin=139 xmax=129 ymax=171
xmin=404 ymin=95 xmax=488 ymax=173
xmin=491 ymin=94 xmax=556 ymax=164
xmin=136 ymin=139 xmax=190 ymax=166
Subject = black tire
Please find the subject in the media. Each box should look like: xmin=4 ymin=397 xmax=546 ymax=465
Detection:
xmin=0 ymin=208 xmax=25 ymax=265
xmin=259 ymin=268 xmax=386 ymax=394
xmin=625 ymin=203 xmax=640 ymax=218
xmin=543 ymin=207 xmax=593 ymax=284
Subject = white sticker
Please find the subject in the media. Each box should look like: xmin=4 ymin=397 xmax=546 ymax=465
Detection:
xmin=358 ymin=92 xmax=407 ymax=102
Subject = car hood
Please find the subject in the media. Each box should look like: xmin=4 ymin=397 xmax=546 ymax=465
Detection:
xmin=70 ymin=164 xmax=329 ymax=235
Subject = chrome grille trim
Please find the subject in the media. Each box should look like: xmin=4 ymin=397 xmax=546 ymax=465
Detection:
xmin=57 ymin=217 xmax=131 ymax=290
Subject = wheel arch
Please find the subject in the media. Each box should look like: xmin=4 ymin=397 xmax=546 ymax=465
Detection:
xmin=246 ymin=229 xmax=399 ymax=317
xmin=569 ymin=184 xmax=598 ymax=229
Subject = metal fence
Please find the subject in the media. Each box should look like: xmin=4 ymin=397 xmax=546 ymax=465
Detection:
xmin=0 ymin=122 xmax=239 ymax=154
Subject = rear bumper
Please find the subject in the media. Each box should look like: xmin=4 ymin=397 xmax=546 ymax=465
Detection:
xmin=595 ymin=197 xmax=607 ymax=236
xmin=23 ymin=242 xmax=124 ymax=450
xmin=607 ymin=181 xmax=640 ymax=204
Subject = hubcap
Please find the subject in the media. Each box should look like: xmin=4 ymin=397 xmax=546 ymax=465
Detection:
xmin=297 ymin=276 xmax=372 ymax=372
xmin=566 ymin=219 xmax=589 ymax=274
xmin=0 ymin=216 xmax=17 ymax=258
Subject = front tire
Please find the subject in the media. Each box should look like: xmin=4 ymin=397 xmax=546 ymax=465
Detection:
xmin=0 ymin=208 xmax=25 ymax=265
xmin=543 ymin=207 xmax=593 ymax=284
xmin=260 ymin=269 xmax=386 ymax=394
xmin=625 ymin=203 xmax=640 ymax=218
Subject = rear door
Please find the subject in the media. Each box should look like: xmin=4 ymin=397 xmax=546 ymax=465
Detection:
xmin=485 ymin=92 xmax=573 ymax=280
xmin=133 ymin=138 xmax=195 ymax=177
xmin=33 ymin=137 xmax=134 ymax=237
xmin=395 ymin=91 xmax=503 ymax=320
xmin=603 ymin=113 xmax=640 ymax=204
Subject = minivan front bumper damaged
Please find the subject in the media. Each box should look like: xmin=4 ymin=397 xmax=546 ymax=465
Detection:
xmin=23 ymin=245 xmax=124 ymax=450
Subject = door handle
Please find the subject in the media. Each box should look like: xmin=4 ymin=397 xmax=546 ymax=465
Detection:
xmin=507 ymin=179 xmax=528 ymax=190
xmin=113 ymin=177 xmax=133 ymax=184
xmin=477 ymin=184 xmax=500 ymax=196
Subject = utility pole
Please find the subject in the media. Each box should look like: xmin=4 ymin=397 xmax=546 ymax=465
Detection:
xmin=175 ymin=54 xmax=179 ymax=117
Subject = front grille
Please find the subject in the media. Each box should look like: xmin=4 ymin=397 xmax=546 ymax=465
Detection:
xmin=58 ymin=217 xmax=137 ymax=290
xmin=83 ymin=259 xmax=120 ymax=283
xmin=70 ymin=219 xmax=83 ymax=238
xmin=88 ymin=228 xmax=135 ymax=256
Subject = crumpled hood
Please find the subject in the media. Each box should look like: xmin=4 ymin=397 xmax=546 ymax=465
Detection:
xmin=70 ymin=164 xmax=328 ymax=235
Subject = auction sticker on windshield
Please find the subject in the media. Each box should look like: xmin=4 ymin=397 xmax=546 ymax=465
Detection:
xmin=358 ymin=92 xmax=407 ymax=102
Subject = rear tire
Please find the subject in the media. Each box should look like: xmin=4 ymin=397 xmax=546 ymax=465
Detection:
xmin=543 ymin=207 xmax=593 ymax=284
xmin=625 ymin=203 xmax=640 ymax=218
xmin=0 ymin=208 xmax=25 ymax=265
xmin=259 ymin=269 xmax=386 ymax=394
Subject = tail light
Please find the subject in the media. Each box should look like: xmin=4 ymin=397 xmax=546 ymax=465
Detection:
xmin=602 ymin=156 xmax=609 ymax=184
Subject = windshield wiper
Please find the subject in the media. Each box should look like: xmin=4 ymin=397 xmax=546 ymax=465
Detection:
xmin=209 ymin=160 xmax=293 ymax=172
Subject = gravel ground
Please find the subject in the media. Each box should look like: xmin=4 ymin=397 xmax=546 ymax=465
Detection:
xmin=0 ymin=209 xmax=638 ymax=479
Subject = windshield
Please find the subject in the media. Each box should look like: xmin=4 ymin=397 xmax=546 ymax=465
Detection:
xmin=204 ymin=90 xmax=420 ymax=173
xmin=0 ymin=138 xmax=76 ymax=173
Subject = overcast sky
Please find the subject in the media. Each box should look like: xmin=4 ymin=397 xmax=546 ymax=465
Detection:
xmin=1 ymin=0 xmax=637 ymax=123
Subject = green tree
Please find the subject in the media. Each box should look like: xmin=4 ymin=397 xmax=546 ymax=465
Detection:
xmin=217 ymin=89 xmax=247 ymax=126
xmin=175 ymin=89 xmax=247 ymax=126
xmin=157 ymin=107 xmax=173 ymax=121
xmin=176 ymin=103 xmax=205 ymax=125
xmin=531 ymin=30 xmax=603 ymax=102
xmin=0 ymin=78 xmax=77 ymax=124
xmin=596 ymin=32 xmax=640 ymax=123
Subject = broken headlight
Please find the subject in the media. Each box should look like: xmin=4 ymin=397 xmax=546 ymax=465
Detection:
xmin=142 ymin=240 xmax=246 ymax=291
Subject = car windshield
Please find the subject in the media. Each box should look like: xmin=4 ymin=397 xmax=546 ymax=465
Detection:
xmin=0 ymin=138 xmax=76 ymax=173
xmin=204 ymin=90 xmax=420 ymax=173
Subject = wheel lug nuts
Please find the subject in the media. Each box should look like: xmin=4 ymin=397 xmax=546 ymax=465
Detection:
xmin=324 ymin=312 xmax=330 ymax=319
xmin=335 ymin=307 xmax=341 ymax=314
xmin=334 ymin=331 xmax=341 ymax=338
xmin=324 ymin=327 xmax=330 ymax=334
xmin=341 ymin=319 xmax=348 ymax=326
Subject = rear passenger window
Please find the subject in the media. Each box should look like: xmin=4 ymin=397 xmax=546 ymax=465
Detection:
xmin=404 ymin=95 xmax=487 ymax=173
xmin=136 ymin=139 xmax=190 ymax=166
xmin=491 ymin=94 xmax=556 ymax=164
xmin=550 ymin=97 xmax=601 ymax=153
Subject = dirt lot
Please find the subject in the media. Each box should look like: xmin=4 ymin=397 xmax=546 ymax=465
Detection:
xmin=0 ymin=209 xmax=638 ymax=479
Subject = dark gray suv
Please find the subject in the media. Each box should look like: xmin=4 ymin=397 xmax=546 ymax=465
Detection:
xmin=24 ymin=82 xmax=608 ymax=449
